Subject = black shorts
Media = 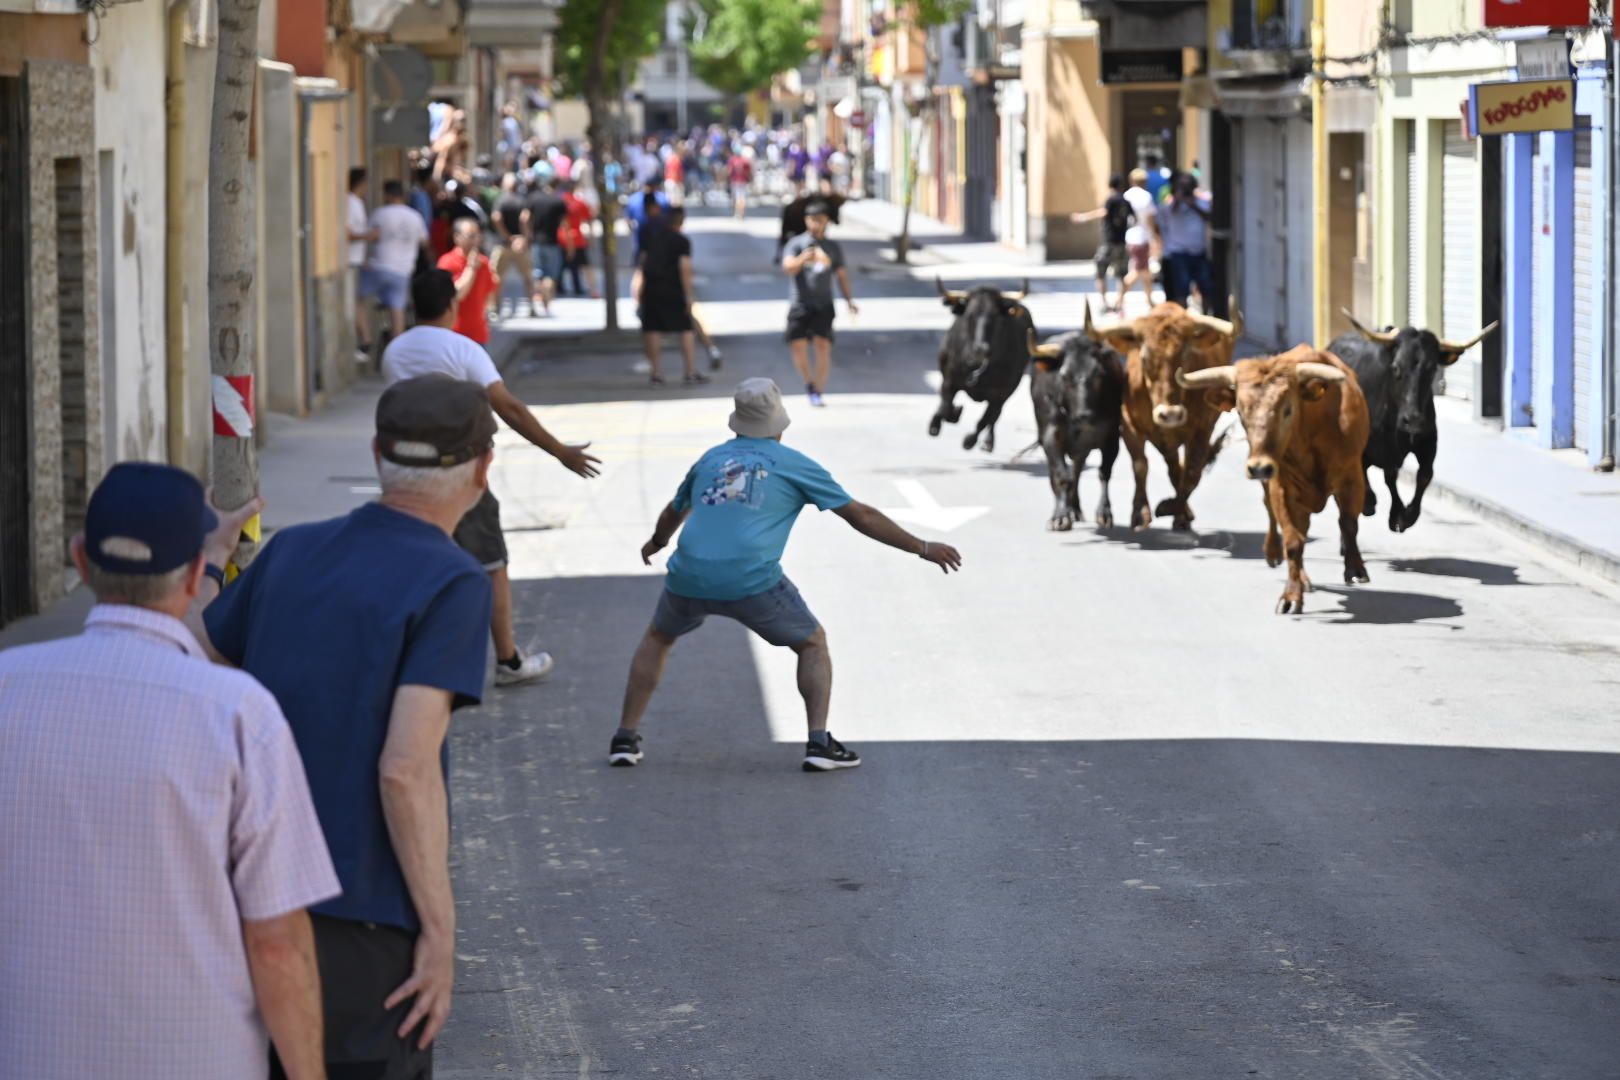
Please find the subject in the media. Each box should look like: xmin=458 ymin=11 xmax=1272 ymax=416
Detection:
xmin=269 ymin=915 xmax=432 ymax=1080
xmin=453 ymin=488 xmax=508 ymax=571
xmin=786 ymin=302 xmax=836 ymax=343
xmin=1095 ymin=242 xmax=1129 ymax=280
xmin=639 ymin=286 xmax=692 ymax=333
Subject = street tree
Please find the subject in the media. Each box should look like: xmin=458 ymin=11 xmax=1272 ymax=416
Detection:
xmin=554 ymin=0 xmax=666 ymax=331
xmin=208 ymin=0 xmax=262 ymax=560
xmin=689 ymin=0 xmax=820 ymax=98
xmin=894 ymin=0 xmax=971 ymax=264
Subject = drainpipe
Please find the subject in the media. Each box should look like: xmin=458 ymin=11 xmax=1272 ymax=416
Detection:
xmin=1602 ymin=28 xmax=1617 ymax=471
xmin=164 ymin=4 xmax=187 ymax=467
xmin=1310 ymin=0 xmax=1329 ymax=347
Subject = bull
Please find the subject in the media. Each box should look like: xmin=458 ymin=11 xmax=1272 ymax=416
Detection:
xmin=1026 ymin=330 xmax=1125 ymax=531
xmin=1085 ymin=302 xmax=1240 ymax=531
xmin=1332 ymin=311 xmax=1498 ymax=533
xmin=929 ymin=279 xmax=1034 ymax=452
xmin=1178 ymin=347 xmax=1372 ymax=615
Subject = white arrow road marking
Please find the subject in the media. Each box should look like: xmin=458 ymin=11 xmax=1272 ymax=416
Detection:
xmin=878 ymin=479 xmax=989 ymax=532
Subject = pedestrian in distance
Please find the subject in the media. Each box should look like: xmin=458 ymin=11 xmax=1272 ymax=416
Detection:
xmin=525 ymin=177 xmax=569 ymax=316
xmin=198 ymin=378 xmax=501 ymax=1079
xmin=728 ymin=146 xmax=753 ymax=219
xmin=635 ymin=206 xmax=709 ymax=386
xmin=362 ymin=180 xmax=431 ymax=345
xmin=559 ymin=178 xmax=600 ymax=299
xmin=384 ymin=269 xmax=602 ymax=686
xmin=775 ymin=182 xmax=845 ymax=266
xmin=0 ymin=463 xmax=338 ymax=1080
xmin=1072 ymin=173 xmax=1136 ymax=315
xmin=780 ymin=198 xmax=858 ymax=407
xmin=625 ymin=180 xmax=670 ymax=264
xmin=437 ymin=218 xmax=499 ymax=345
xmin=1158 ymin=171 xmax=1216 ymax=312
xmin=348 ymin=167 xmax=378 ymax=360
xmin=490 ymin=173 xmax=535 ymax=317
xmin=1121 ymin=167 xmax=1158 ymax=309
xmin=612 ymin=378 xmax=962 ymax=772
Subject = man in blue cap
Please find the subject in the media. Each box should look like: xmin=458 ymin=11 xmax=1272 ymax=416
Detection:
xmin=0 ymin=463 xmax=338 ymax=1080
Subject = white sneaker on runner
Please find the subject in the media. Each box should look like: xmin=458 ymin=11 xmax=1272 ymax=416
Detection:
xmin=495 ymin=650 xmax=555 ymax=687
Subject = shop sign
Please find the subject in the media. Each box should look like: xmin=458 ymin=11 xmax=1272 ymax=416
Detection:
xmin=1483 ymin=0 xmax=1591 ymax=29
xmin=1100 ymin=50 xmax=1184 ymax=86
xmin=1469 ymin=79 xmax=1576 ymax=136
xmin=1515 ymin=38 xmax=1571 ymax=80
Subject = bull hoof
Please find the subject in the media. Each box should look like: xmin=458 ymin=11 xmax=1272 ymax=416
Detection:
xmin=1389 ymin=507 xmax=1407 ymax=534
xmin=981 ymin=436 xmax=995 ymax=454
xmin=1048 ymin=514 xmax=1074 ymax=532
xmin=1275 ymin=591 xmax=1305 ymax=615
xmin=1133 ymin=506 xmax=1154 ymax=530
xmin=962 ymin=432 xmax=979 ymax=451
xmin=928 ymin=417 xmax=943 ymax=437
xmin=1401 ymin=506 xmax=1422 ymax=530
xmin=1345 ymin=563 xmax=1370 ymax=585
xmin=1095 ymin=507 xmax=1114 ymax=529
xmin=1265 ymin=547 xmax=1283 ymax=569
xmin=1363 ymin=490 xmax=1377 ymax=517
xmin=947 ymin=404 xmax=964 ymax=423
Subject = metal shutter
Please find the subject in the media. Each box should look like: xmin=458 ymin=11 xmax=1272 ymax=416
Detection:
xmin=1573 ymin=128 xmax=1594 ymax=450
xmin=1240 ymin=119 xmax=1287 ymax=348
xmin=1441 ymin=123 xmax=1479 ymax=400
xmin=1530 ymin=138 xmax=1545 ymax=421
xmin=1406 ymin=122 xmax=1421 ymax=326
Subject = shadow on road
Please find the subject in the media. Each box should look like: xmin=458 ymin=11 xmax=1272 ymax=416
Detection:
xmin=1387 ymin=556 xmax=1532 ymax=587
xmin=1089 ymin=525 xmax=1273 ymax=561
xmin=1311 ymin=584 xmax=1465 ymax=625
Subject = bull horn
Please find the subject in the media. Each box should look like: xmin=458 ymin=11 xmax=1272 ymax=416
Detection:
xmin=1439 ymin=321 xmax=1500 ymax=356
xmin=1229 ymin=298 xmax=1244 ymax=341
xmin=1188 ymin=312 xmax=1236 ymax=337
xmin=1341 ymin=308 xmax=1398 ymax=346
xmin=1295 ymin=361 xmax=1348 ymax=384
xmin=1027 ymin=329 xmax=1062 ymax=360
xmin=1005 ymin=278 xmax=1029 ymax=302
xmin=1084 ymin=304 xmax=1135 ymax=343
xmin=1176 ymin=366 xmax=1237 ymax=389
xmin=934 ymin=277 xmax=965 ymax=303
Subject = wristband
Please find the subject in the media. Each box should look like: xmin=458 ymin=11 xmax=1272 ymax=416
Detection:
xmin=204 ymin=563 xmax=227 ymax=589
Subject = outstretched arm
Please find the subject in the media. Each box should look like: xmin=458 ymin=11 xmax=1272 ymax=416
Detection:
xmin=487 ymin=379 xmax=602 ymax=478
xmin=641 ymin=502 xmax=692 ymax=564
xmin=833 ymin=501 xmax=962 ymax=573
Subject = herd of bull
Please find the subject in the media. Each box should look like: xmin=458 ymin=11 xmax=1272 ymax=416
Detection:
xmin=928 ymin=280 xmax=1498 ymax=614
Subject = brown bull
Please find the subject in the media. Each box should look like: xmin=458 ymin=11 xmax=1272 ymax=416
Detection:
xmin=1178 ymin=347 xmax=1372 ymax=615
xmin=1085 ymin=302 xmax=1240 ymax=531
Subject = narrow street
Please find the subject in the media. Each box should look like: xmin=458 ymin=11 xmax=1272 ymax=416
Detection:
xmin=436 ymin=207 xmax=1620 ymax=1078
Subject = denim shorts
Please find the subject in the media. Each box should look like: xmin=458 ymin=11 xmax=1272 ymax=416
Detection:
xmin=653 ymin=576 xmax=820 ymax=647
xmin=534 ymin=243 xmax=566 ymax=283
xmin=359 ymin=267 xmax=410 ymax=311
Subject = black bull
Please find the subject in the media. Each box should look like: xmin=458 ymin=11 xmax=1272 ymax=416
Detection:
xmin=929 ymin=280 xmax=1034 ymax=452
xmin=1026 ymin=331 xmax=1126 ymax=530
xmin=1330 ymin=310 xmax=1497 ymax=533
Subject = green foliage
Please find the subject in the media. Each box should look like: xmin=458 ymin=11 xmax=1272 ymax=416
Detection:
xmin=689 ymin=0 xmax=821 ymax=97
xmin=912 ymin=0 xmax=972 ymax=30
xmin=552 ymin=0 xmax=668 ymax=98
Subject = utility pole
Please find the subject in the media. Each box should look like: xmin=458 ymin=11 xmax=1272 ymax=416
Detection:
xmin=675 ymin=0 xmax=690 ymax=132
xmin=1310 ymin=0 xmax=1329 ymax=347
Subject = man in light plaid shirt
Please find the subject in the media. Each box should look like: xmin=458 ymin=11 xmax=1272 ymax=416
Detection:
xmin=0 ymin=462 xmax=340 ymax=1079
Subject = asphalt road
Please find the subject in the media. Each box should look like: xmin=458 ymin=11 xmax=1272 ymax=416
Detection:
xmin=437 ymin=207 xmax=1620 ymax=1079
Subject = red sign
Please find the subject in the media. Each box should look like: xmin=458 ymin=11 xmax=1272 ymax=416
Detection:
xmin=1483 ymin=0 xmax=1591 ymax=28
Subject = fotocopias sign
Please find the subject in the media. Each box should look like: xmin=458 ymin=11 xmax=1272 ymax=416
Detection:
xmin=1483 ymin=0 xmax=1591 ymax=28
xmin=1469 ymin=79 xmax=1576 ymax=136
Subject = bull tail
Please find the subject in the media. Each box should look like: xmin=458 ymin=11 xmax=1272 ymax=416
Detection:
xmin=1011 ymin=439 xmax=1041 ymax=462
xmin=1207 ymin=422 xmax=1237 ymax=465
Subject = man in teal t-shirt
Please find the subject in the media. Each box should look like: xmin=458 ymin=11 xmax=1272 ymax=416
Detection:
xmin=611 ymin=378 xmax=963 ymax=773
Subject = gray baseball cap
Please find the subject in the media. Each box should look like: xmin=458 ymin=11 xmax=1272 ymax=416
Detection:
xmin=728 ymin=378 xmax=791 ymax=439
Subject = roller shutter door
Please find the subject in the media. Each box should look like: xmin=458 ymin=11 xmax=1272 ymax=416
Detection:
xmin=1530 ymin=139 xmax=1546 ymax=423
xmin=1406 ymin=122 xmax=1421 ymax=326
xmin=1240 ymin=119 xmax=1288 ymax=348
xmin=1441 ymin=123 xmax=1479 ymax=400
xmin=1573 ymin=128 xmax=1594 ymax=450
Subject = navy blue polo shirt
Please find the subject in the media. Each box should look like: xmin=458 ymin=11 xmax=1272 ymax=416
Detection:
xmin=205 ymin=502 xmax=492 ymax=931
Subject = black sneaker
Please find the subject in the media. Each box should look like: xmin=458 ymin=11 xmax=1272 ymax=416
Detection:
xmin=608 ymin=732 xmax=644 ymax=767
xmin=802 ymin=733 xmax=860 ymax=772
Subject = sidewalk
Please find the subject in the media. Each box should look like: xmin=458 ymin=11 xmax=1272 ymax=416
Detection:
xmin=838 ymin=197 xmax=1088 ymax=275
xmin=1422 ymin=398 xmax=1620 ymax=585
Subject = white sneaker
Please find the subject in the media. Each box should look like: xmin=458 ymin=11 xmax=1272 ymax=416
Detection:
xmin=495 ymin=650 xmax=555 ymax=687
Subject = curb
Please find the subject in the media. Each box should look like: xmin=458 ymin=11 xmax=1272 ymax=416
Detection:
xmin=1407 ymin=469 xmax=1620 ymax=586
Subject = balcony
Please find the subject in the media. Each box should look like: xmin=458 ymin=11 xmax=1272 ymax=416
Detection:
xmin=1218 ymin=0 xmax=1309 ymax=77
xmin=1077 ymin=0 xmax=1208 ymax=51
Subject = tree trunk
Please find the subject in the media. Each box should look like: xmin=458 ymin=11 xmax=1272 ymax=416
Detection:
xmin=895 ymin=38 xmax=939 ymax=265
xmin=208 ymin=0 xmax=261 ymax=552
xmin=585 ymin=0 xmax=625 ymax=331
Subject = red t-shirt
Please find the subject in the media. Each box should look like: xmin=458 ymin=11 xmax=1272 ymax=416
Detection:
xmin=436 ymin=248 xmax=498 ymax=344
xmin=561 ymin=193 xmax=593 ymax=251
xmin=728 ymin=156 xmax=752 ymax=184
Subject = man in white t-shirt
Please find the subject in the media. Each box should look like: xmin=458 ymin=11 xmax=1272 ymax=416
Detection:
xmin=363 ymin=180 xmax=429 ymax=343
xmin=347 ymin=168 xmax=375 ymax=357
xmin=1122 ymin=168 xmax=1158 ymax=309
xmin=383 ymin=268 xmax=604 ymax=687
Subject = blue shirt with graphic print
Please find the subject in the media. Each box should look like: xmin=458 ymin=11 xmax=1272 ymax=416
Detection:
xmin=666 ymin=437 xmax=852 ymax=601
